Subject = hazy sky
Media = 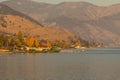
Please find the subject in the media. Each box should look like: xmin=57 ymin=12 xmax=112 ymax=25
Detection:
xmin=33 ymin=0 xmax=120 ymax=6
xmin=0 ymin=0 xmax=120 ymax=6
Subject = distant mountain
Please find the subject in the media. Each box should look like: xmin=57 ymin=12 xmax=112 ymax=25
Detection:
xmin=0 ymin=3 xmax=76 ymax=41
xmin=3 ymin=0 xmax=120 ymax=47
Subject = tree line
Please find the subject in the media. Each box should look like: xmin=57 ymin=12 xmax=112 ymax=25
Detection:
xmin=0 ymin=31 xmax=103 ymax=51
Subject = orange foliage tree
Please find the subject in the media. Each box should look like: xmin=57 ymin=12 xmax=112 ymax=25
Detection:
xmin=75 ymin=41 xmax=81 ymax=47
xmin=24 ymin=37 xmax=40 ymax=47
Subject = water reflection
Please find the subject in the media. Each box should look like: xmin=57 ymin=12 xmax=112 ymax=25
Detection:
xmin=0 ymin=50 xmax=120 ymax=80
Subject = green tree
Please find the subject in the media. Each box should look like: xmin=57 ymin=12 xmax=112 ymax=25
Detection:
xmin=0 ymin=34 xmax=9 ymax=48
xmin=0 ymin=34 xmax=4 ymax=47
xmin=17 ymin=31 xmax=23 ymax=45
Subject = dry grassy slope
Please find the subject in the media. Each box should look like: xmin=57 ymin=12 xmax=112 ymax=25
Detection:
xmin=3 ymin=0 xmax=120 ymax=21
xmin=0 ymin=14 xmax=76 ymax=41
xmin=3 ymin=0 xmax=120 ymax=24
xmin=3 ymin=0 xmax=120 ymax=47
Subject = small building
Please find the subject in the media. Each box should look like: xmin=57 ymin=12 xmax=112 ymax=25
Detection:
xmin=25 ymin=47 xmax=50 ymax=51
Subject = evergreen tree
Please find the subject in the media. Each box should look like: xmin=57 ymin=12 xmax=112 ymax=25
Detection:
xmin=17 ymin=31 xmax=23 ymax=45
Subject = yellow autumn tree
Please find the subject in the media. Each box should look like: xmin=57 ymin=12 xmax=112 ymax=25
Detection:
xmin=75 ymin=41 xmax=81 ymax=47
xmin=25 ymin=37 xmax=40 ymax=47
xmin=35 ymin=39 xmax=40 ymax=48
xmin=25 ymin=37 xmax=34 ymax=47
xmin=17 ymin=31 xmax=23 ymax=43
xmin=46 ymin=41 xmax=51 ymax=48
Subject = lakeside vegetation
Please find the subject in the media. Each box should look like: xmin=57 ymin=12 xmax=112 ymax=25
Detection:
xmin=0 ymin=31 xmax=103 ymax=53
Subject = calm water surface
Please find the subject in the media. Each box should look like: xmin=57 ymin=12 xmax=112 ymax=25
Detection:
xmin=0 ymin=49 xmax=120 ymax=80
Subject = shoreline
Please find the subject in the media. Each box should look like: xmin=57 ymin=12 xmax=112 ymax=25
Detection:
xmin=0 ymin=48 xmax=119 ymax=55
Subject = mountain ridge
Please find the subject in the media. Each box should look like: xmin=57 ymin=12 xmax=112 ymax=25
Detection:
xmin=2 ymin=0 xmax=120 ymax=47
xmin=0 ymin=3 xmax=76 ymax=42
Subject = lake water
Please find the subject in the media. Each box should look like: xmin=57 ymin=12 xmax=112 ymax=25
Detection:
xmin=0 ymin=49 xmax=120 ymax=80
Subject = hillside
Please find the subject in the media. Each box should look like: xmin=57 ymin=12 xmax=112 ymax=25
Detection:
xmin=0 ymin=3 xmax=76 ymax=41
xmin=2 ymin=0 xmax=120 ymax=47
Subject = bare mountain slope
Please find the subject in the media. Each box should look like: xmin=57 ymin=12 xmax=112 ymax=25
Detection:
xmin=3 ymin=0 xmax=120 ymax=47
xmin=0 ymin=3 xmax=76 ymax=41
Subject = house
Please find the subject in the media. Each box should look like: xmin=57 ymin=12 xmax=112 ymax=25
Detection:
xmin=25 ymin=46 xmax=50 ymax=51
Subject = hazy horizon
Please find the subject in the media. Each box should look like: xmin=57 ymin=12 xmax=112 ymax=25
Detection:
xmin=32 ymin=0 xmax=120 ymax=6
xmin=0 ymin=0 xmax=120 ymax=6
